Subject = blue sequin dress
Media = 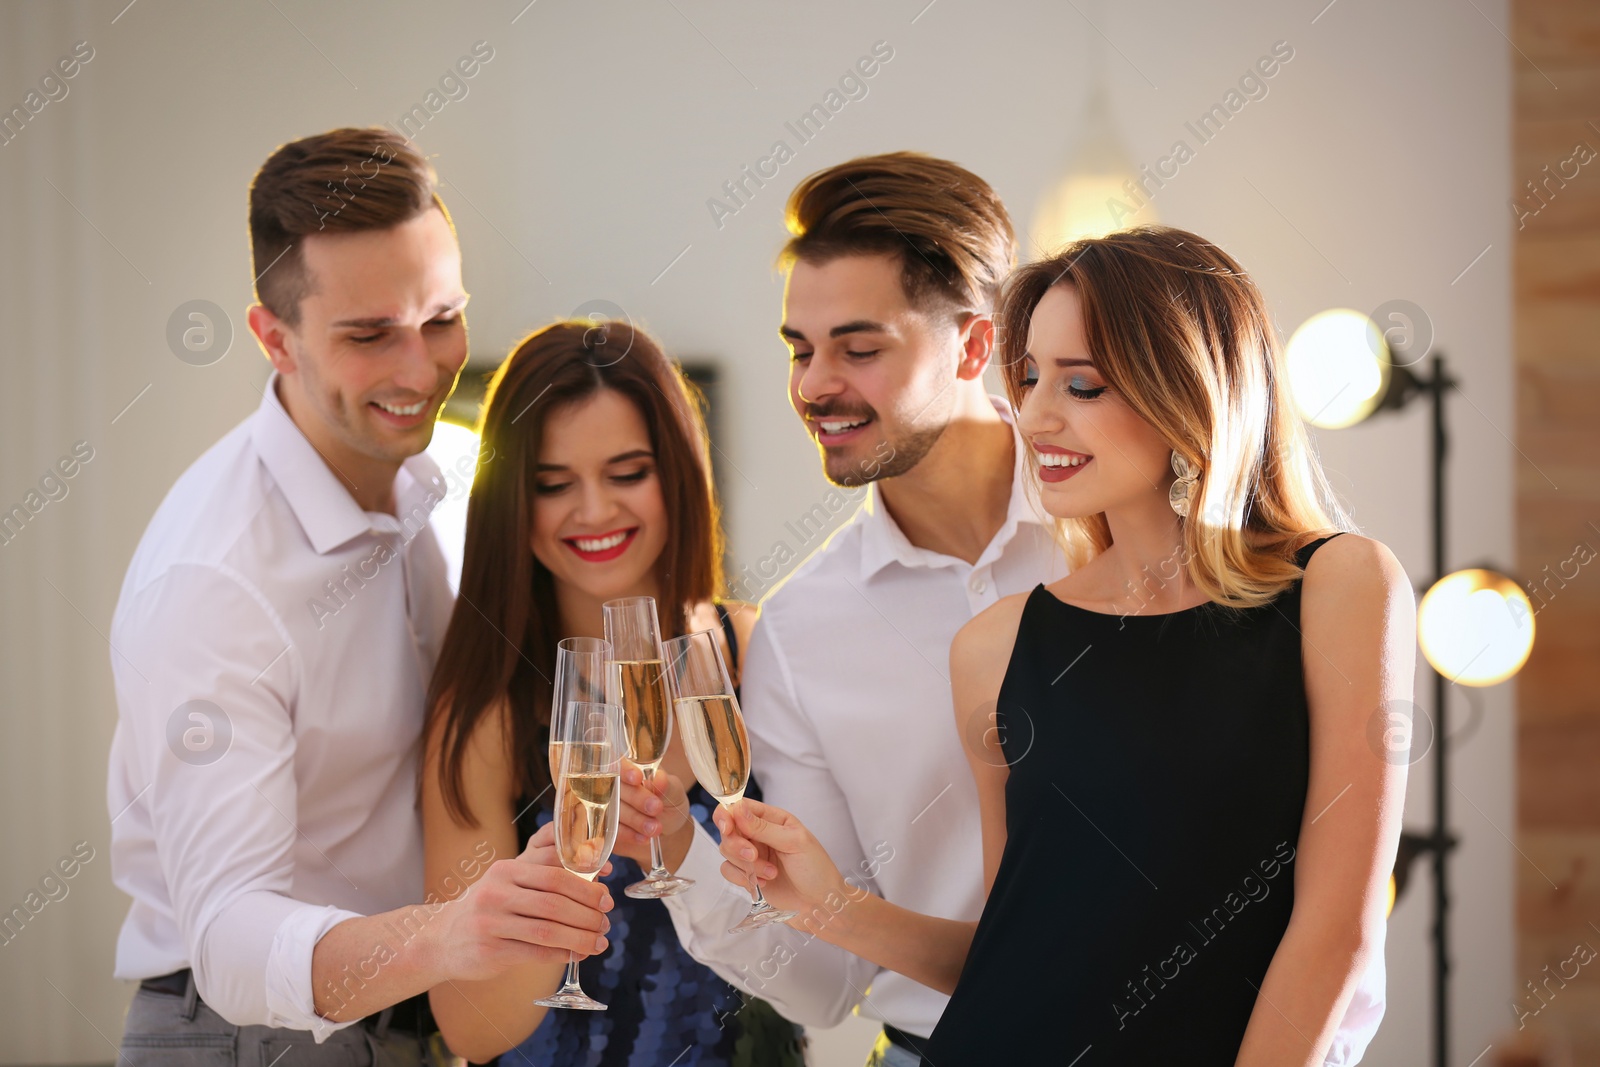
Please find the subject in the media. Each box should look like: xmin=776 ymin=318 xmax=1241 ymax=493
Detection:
xmin=504 ymin=782 xmax=801 ymax=1067
xmin=499 ymin=606 xmax=805 ymax=1067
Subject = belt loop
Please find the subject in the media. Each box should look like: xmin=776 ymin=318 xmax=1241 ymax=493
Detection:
xmin=371 ymin=1004 xmax=394 ymax=1040
xmin=180 ymin=970 xmax=200 ymax=1022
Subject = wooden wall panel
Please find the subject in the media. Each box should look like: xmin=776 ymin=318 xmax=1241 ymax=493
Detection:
xmin=1512 ymin=0 xmax=1600 ymax=1062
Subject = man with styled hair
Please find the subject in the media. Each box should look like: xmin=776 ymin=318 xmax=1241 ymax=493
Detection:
xmin=627 ymin=151 xmax=1061 ymax=1067
xmin=107 ymin=128 xmax=611 ymax=1062
xmin=630 ymin=152 xmax=1389 ymax=1067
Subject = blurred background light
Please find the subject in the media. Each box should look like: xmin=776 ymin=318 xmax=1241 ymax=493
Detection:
xmin=1417 ymin=568 xmax=1537 ymax=687
xmin=1027 ymin=40 xmax=1155 ymax=255
xmin=1285 ymin=307 xmax=1391 ymax=429
xmin=424 ymin=418 xmax=483 ymax=593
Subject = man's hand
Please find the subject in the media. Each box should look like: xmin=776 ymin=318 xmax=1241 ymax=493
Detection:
xmin=713 ymin=798 xmax=854 ymax=927
xmin=423 ymin=822 xmax=613 ymax=982
xmin=617 ymin=762 xmax=694 ymax=871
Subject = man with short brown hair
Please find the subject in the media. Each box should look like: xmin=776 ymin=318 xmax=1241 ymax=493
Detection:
xmin=647 ymin=151 xmax=1386 ymax=1067
xmin=107 ymin=128 xmax=611 ymax=1063
xmin=642 ymin=152 xmax=1061 ymax=1067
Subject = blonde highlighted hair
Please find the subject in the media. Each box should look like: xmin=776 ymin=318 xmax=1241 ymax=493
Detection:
xmin=997 ymin=226 xmax=1349 ymax=608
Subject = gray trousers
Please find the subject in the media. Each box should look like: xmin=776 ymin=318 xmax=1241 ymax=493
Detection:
xmin=118 ymin=973 xmax=458 ymax=1067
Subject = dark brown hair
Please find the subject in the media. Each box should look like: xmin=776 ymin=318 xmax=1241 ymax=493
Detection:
xmin=996 ymin=225 xmax=1346 ymax=607
xmin=427 ymin=320 xmax=725 ymax=826
xmin=780 ymin=151 xmax=1016 ymax=318
xmin=249 ymin=127 xmax=446 ymax=325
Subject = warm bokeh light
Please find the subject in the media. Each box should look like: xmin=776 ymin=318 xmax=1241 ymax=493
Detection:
xmin=1027 ymin=82 xmax=1155 ymax=255
xmin=1030 ymin=173 xmax=1156 ymax=252
xmin=1417 ymin=568 xmax=1536 ymax=686
xmin=425 ymin=418 xmax=482 ymax=593
xmin=1285 ymin=308 xmax=1391 ymax=429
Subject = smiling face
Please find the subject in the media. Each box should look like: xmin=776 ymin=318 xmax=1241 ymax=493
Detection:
xmin=781 ymin=253 xmax=965 ymax=487
xmin=260 ymin=207 xmax=469 ymax=471
xmin=1016 ymin=284 xmax=1175 ymax=519
xmin=529 ymin=388 xmax=669 ymax=602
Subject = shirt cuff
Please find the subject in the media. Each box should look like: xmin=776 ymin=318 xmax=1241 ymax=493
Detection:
xmin=264 ymin=904 xmax=365 ymax=1040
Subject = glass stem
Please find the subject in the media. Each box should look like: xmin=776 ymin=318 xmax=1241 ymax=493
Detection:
xmin=559 ymin=951 xmax=581 ymax=991
xmin=643 ymin=764 xmax=668 ymax=878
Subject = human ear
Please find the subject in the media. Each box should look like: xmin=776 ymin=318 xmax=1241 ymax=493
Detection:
xmin=247 ymin=303 xmax=297 ymax=375
xmin=954 ymin=312 xmax=996 ymax=381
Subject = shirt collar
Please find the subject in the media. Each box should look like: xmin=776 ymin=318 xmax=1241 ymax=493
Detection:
xmin=251 ymin=372 xmax=448 ymax=555
xmin=857 ymin=394 xmax=1048 ymax=581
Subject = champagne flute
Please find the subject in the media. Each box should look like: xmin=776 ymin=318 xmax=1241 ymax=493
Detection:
xmin=602 ymin=596 xmax=694 ymax=899
xmin=662 ymin=628 xmax=797 ymax=933
xmin=533 ymin=701 xmax=626 ymax=1011
xmin=549 ymin=637 xmax=614 ymax=785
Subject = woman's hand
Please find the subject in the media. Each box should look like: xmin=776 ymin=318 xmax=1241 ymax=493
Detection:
xmin=616 ymin=761 xmax=694 ymax=869
xmin=427 ymin=821 xmax=614 ymax=981
xmin=714 ymin=798 xmax=854 ymax=928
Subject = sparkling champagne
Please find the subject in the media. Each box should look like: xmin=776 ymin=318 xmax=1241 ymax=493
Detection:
xmin=674 ymin=694 xmax=751 ymax=803
xmin=613 ymin=659 xmax=672 ymax=767
xmin=555 ymin=771 xmax=619 ymax=878
xmin=549 ymin=740 xmax=607 ymax=784
xmin=564 ymin=770 xmax=618 ymax=808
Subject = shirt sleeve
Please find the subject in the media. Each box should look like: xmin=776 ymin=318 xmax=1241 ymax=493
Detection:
xmin=111 ymin=563 xmax=361 ymax=1038
xmin=662 ymin=607 xmax=883 ymax=1028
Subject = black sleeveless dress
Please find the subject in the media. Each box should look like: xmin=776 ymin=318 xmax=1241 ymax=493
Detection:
xmin=923 ymin=535 xmax=1342 ymax=1065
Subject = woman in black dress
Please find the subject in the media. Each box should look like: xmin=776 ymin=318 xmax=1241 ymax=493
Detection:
xmin=708 ymin=227 xmax=1411 ymax=1065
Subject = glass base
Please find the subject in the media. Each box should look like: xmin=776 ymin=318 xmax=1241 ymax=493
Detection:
xmin=533 ymin=986 xmax=608 ymax=1010
xmin=730 ymin=900 xmax=797 ymax=933
xmin=624 ymin=873 xmax=695 ymax=899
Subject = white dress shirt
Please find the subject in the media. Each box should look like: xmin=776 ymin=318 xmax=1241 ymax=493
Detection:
xmin=664 ymin=398 xmax=1387 ymax=1062
xmin=106 ymin=374 xmax=454 ymax=1038
xmin=665 ymin=398 xmax=1065 ymax=1038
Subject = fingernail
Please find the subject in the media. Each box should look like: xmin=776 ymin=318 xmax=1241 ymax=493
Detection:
xmin=647 ymin=799 xmax=661 ymax=814
xmin=646 ymin=820 xmax=660 ymax=834
xmin=601 ymin=917 xmax=611 ymax=933
xmin=595 ymin=936 xmax=608 ymax=952
xmin=766 ymin=864 xmax=778 ymax=879
xmin=741 ymin=847 xmax=755 ymax=861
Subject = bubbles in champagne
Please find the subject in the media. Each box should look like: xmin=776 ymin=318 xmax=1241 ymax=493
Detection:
xmin=614 ymin=660 xmax=672 ymax=767
xmin=675 ymin=695 xmax=751 ymax=803
xmin=555 ymin=770 xmax=620 ymax=877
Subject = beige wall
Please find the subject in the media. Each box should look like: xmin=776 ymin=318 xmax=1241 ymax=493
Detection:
xmin=0 ymin=1 xmax=1515 ymax=1063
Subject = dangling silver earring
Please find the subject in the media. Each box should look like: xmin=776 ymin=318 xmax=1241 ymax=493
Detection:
xmin=1169 ymin=451 xmax=1199 ymax=517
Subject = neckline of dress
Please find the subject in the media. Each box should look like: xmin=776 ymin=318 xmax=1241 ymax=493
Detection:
xmin=1035 ymin=583 xmax=1216 ymax=620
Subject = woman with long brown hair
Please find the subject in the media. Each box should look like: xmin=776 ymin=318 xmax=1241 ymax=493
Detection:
xmin=420 ymin=320 xmax=804 ymax=1066
xmin=701 ymin=227 xmax=1409 ymax=1065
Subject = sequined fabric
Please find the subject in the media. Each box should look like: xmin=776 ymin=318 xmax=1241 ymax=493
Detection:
xmin=506 ymin=781 xmax=805 ymax=1067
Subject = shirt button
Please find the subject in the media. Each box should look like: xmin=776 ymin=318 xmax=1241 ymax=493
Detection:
xmin=971 ymin=576 xmax=988 ymax=593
